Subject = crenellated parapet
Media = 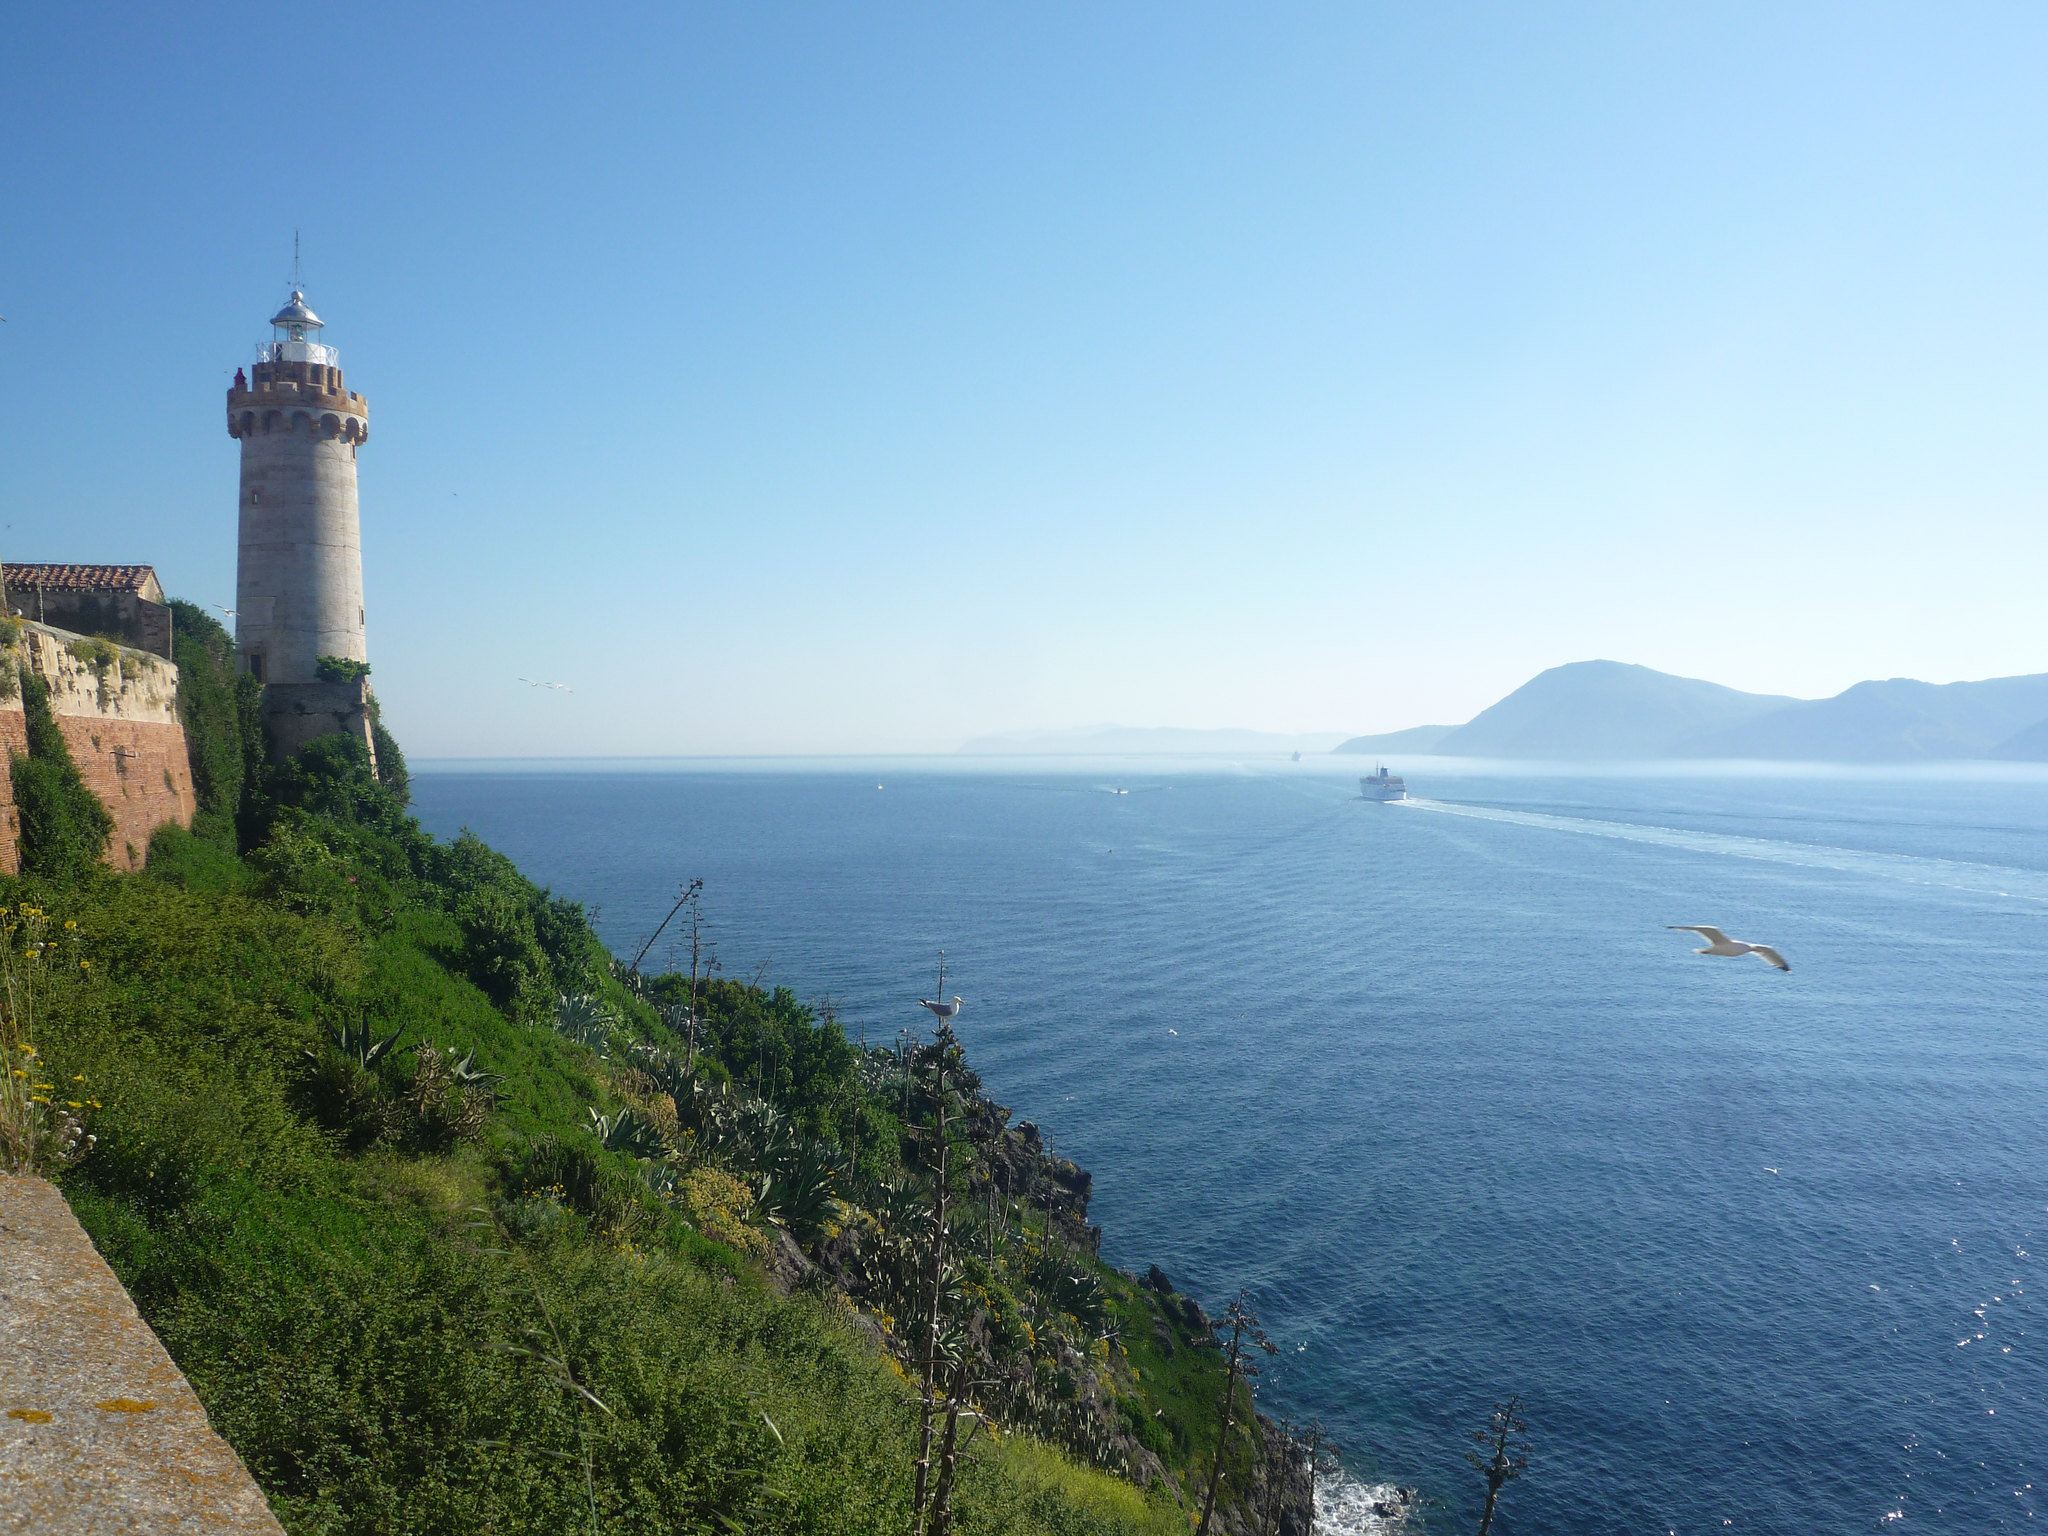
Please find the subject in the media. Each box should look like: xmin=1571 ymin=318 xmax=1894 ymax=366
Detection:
xmin=227 ymin=363 xmax=369 ymax=444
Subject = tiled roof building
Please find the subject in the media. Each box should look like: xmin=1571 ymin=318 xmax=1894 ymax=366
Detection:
xmin=3 ymin=563 xmax=173 ymax=657
xmin=5 ymin=564 xmax=166 ymax=603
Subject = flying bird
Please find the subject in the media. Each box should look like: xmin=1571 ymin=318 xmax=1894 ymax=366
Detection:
xmin=518 ymin=678 xmax=573 ymax=692
xmin=213 ymin=603 xmax=236 ymax=618
xmin=1668 ymin=926 xmax=1790 ymax=971
xmin=917 ymin=996 xmax=963 ymax=1021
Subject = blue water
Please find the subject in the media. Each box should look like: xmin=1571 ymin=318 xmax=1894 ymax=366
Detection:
xmin=411 ymin=759 xmax=2048 ymax=1533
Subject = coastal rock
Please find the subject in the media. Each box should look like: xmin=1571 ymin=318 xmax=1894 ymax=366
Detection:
xmin=1151 ymin=1314 xmax=1176 ymax=1358
xmin=763 ymin=1224 xmax=816 ymax=1296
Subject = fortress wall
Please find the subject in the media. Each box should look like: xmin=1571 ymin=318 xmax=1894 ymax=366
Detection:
xmin=0 ymin=624 xmax=196 ymax=875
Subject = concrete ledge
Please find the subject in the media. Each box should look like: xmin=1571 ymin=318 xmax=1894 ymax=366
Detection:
xmin=0 ymin=1176 xmax=283 ymax=1534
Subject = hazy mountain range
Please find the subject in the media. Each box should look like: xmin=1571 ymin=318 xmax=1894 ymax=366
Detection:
xmin=1335 ymin=660 xmax=2048 ymax=762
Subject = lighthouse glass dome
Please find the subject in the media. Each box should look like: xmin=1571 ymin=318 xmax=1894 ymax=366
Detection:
xmin=265 ymin=290 xmax=337 ymax=366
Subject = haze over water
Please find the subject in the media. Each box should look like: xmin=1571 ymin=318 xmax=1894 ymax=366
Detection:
xmin=413 ymin=759 xmax=2047 ymax=1532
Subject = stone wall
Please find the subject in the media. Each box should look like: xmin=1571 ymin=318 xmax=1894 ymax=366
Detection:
xmin=0 ymin=623 xmax=196 ymax=875
xmin=4 ymin=587 xmax=173 ymax=659
xmin=0 ymin=1175 xmax=286 ymax=1533
xmin=262 ymin=675 xmax=377 ymax=767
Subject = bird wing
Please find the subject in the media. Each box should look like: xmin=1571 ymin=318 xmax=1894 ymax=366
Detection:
xmin=1668 ymin=925 xmax=1728 ymax=944
xmin=1749 ymin=946 xmax=1791 ymax=971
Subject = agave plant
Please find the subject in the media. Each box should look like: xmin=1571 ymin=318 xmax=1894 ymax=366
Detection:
xmin=554 ymin=993 xmax=621 ymax=1055
xmin=627 ymin=1040 xmax=696 ymax=1103
xmin=316 ymin=1013 xmax=405 ymax=1071
xmin=641 ymin=1160 xmax=685 ymax=1201
xmin=586 ymin=1105 xmax=668 ymax=1159
xmin=757 ymin=1137 xmax=839 ymax=1242
xmin=447 ymin=1047 xmax=507 ymax=1093
xmin=734 ymin=1097 xmax=792 ymax=1171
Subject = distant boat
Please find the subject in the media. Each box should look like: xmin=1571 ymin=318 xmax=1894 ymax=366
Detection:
xmin=1359 ymin=766 xmax=1407 ymax=802
xmin=1291 ymin=751 xmax=1301 ymax=762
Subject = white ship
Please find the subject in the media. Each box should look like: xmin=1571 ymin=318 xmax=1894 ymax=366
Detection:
xmin=1359 ymin=766 xmax=1407 ymax=802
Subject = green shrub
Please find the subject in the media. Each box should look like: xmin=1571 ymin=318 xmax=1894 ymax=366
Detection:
xmin=315 ymin=654 xmax=372 ymax=681
xmin=168 ymin=601 xmax=261 ymax=846
xmin=12 ymin=671 xmax=113 ymax=878
xmin=144 ymin=822 xmax=255 ymax=894
xmin=67 ymin=637 xmax=120 ymax=676
xmin=366 ymin=695 xmax=409 ymax=805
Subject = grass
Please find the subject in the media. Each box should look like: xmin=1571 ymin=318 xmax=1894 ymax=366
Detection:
xmin=958 ymin=1435 xmax=1189 ymax=1536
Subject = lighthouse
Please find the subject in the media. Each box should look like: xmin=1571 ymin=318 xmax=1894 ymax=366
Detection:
xmin=226 ymin=289 xmax=377 ymax=762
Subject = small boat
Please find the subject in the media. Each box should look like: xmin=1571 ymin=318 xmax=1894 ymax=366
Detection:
xmin=1359 ymin=766 xmax=1407 ymax=802
xmin=1291 ymin=751 xmax=1301 ymax=762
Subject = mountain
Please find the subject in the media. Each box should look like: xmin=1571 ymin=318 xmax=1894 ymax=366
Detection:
xmin=1433 ymin=661 xmax=1799 ymax=758
xmin=1990 ymin=715 xmax=2048 ymax=760
xmin=1696 ymin=673 xmax=2048 ymax=761
xmin=1332 ymin=724 xmax=1458 ymax=754
xmin=957 ymin=725 xmax=1350 ymax=755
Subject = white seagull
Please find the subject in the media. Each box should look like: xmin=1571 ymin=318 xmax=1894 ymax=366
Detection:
xmin=917 ymin=995 xmax=963 ymax=1021
xmin=1668 ymin=925 xmax=1790 ymax=971
xmin=518 ymin=677 xmax=574 ymax=692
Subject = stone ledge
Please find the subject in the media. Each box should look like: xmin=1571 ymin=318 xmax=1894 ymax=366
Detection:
xmin=0 ymin=1175 xmax=283 ymax=1534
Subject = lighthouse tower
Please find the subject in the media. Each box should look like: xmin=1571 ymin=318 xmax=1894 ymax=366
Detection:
xmin=226 ymin=290 xmax=377 ymax=762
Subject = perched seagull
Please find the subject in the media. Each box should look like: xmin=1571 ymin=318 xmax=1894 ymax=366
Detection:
xmin=518 ymin=677 xmax=573 ymax=692
xmin=917 ymin=995 xmax=963 ymax=1021
xmin=1668 ymin=926 xmax=1790 ymax=971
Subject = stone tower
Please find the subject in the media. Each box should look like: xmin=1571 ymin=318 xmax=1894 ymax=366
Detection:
xmin=226 ymin=290 xmax=376 ymax=762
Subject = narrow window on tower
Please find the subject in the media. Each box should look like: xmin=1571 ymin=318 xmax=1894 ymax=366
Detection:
xmin=248 ymin=653 xmax=265 ymax=683
xmin=250 ymin=487 xmax=262 ymax=505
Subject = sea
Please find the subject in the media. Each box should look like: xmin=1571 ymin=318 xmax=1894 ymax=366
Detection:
xmin=410 ymin=757 xmax=2048 ymax=1534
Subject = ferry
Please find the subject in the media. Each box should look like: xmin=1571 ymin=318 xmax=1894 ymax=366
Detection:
xmin=1359 ymin=766 xmax=1407 ymax=802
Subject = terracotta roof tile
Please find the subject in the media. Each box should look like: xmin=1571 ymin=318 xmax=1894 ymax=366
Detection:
xmin=5 ymin=564 xmax=162 ymax=597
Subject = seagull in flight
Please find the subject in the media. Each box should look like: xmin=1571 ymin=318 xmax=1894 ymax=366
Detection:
xmin=917 ymin=995 xmax=963 ymax=1021
xmin=519 ymin=677 xmax=573 ymax=692
xmin=213 ymin=603 xmax=236 ymax=618
xmin=1668 ymin=926 xmax=1790 ymax=971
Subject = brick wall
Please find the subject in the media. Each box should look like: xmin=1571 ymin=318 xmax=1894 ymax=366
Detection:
xmin=0 ymin=624 xmax=195 ymax=875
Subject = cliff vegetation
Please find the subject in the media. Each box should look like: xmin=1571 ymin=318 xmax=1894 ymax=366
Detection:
xmin=0 ymin=605 xmax=1308 ymax=1536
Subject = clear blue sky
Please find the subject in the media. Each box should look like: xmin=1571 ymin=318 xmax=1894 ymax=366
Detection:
xmin=6 ymin=4 xmax=2047 ymax=754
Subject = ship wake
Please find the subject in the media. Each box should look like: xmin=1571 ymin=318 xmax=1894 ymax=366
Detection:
xmin=1397 ymin=797 xmax=2048 ymax=904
